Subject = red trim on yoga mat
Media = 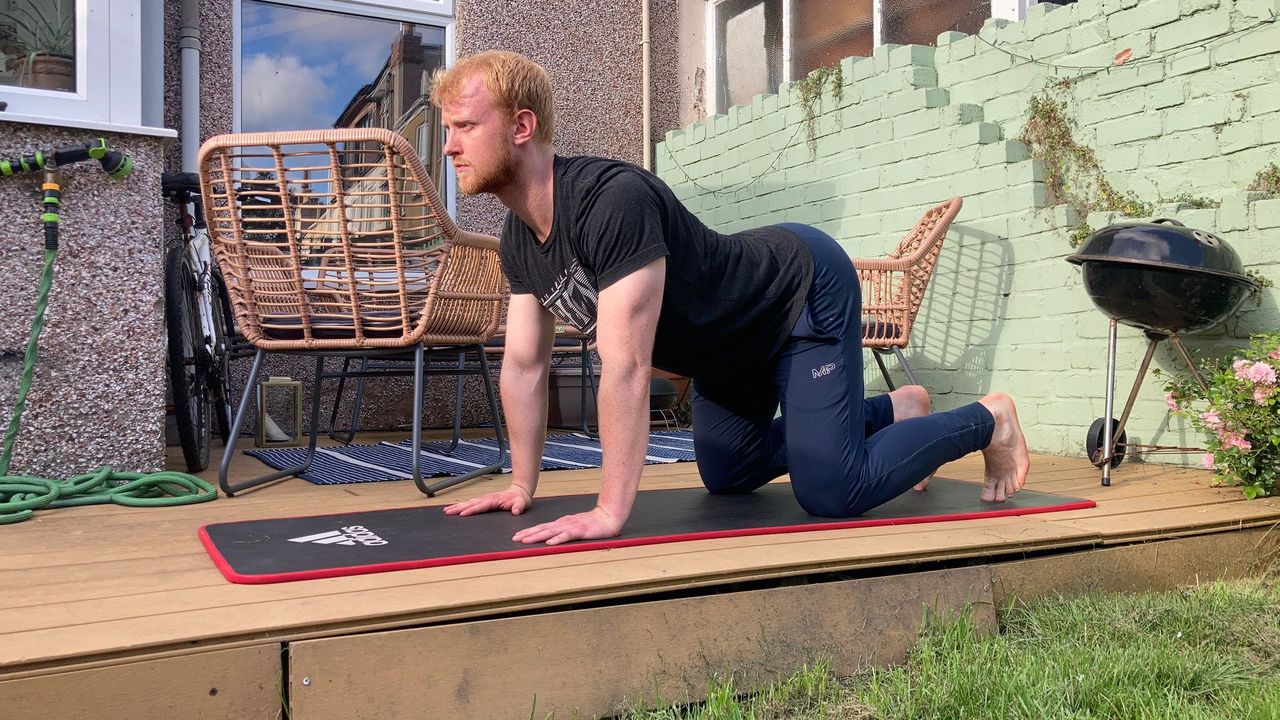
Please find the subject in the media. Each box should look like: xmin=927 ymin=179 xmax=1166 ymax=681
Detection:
xmin=199 ymin=498 xmax=1095 ymax=584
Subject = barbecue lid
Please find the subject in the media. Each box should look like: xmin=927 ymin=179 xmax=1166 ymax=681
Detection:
xmin=1066 ymin=218 xmax=1251 ymax=281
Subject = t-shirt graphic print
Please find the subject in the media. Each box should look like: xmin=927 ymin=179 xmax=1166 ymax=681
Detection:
xmin=543 ymin=258 xmax=598 ymax=335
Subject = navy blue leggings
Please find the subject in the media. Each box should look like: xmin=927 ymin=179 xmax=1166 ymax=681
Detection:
xmin=691 ymin=224 xmax=996 ymax=517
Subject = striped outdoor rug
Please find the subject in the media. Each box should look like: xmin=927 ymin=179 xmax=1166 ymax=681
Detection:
xmin=245 ymin=430 xmax=697 ymax=485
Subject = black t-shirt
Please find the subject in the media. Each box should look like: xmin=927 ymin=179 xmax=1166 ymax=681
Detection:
xmin=500 ymin=155 xmax=813 ymax=380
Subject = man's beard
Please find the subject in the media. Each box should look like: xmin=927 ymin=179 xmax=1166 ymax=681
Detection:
xmin=457 ymin=142 xmax=515 ymax=196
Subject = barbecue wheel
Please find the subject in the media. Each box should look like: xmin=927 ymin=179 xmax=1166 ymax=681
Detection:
xmin=1086 ymin=417 xmax=1126 ymax=469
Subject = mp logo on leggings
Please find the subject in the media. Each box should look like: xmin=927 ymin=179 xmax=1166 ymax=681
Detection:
xmin=288 ymin=526 xmax=388 ymax=547
xmin=812 ymin=363 xmax=836 ymax=379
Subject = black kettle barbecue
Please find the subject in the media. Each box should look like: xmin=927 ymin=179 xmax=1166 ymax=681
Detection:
xmin=1066 ymin=218 xmax=1258 ymax=485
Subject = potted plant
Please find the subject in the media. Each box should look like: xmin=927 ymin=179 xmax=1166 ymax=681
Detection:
xmin=0 ymin=0 xmax=75 ymax=92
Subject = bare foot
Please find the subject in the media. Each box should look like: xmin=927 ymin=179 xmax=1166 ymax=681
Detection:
xmin=977 ymin=392 xmax=1031 ymax=502
xmin=889 ymin=385 xmax=931 ymax=421
xmin=889 ymin=385 xmax=934 ymax=491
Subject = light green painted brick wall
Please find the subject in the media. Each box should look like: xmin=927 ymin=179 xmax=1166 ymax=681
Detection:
xmin=655 ymin=0 xmax=1280 ymax=464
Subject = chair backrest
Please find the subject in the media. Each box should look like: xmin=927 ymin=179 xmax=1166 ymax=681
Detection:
xmin=198 ymin=128 xmax=506 ymax=350
xmin=856 ymin=196 xmax=963 ymax=348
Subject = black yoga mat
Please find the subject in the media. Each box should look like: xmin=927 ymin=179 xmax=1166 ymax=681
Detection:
xmin=200 ymin=478 xmax=1093 ymax=584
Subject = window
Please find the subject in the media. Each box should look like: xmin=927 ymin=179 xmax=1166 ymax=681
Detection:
xmin=713 ymin=0 xmax=783 ymax=115
xmin=238 ymin=1 xmax=450 ymax=191
xmin=0 ymin=0 xmax=158 ymax=132
xmin=709 ymin=0 xmax=1043 ymax=114
xmin=0 ymin=0 xmax=76 ymax=92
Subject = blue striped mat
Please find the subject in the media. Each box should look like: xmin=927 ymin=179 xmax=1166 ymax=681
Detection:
xmin=245 ymin=430 xmax=697 ymax=485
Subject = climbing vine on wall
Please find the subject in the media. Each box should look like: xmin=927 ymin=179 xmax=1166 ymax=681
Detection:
xmin=1019 ymin=81 xmax=1152 ymax=247
xmin=796 ymin=64 xmax=844 ymax=157
xmin=1250 ymin=163 xmax=1280 ymax=195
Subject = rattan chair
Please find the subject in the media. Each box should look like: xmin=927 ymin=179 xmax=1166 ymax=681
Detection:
xmin=855 ymin=196 xmax=963 ymax=389
xmin=198 ymin=128 xmax=507 ymax=497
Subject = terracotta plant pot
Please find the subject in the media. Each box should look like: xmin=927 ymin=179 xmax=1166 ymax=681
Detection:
xmin=7 ymin=53 xmax=74 ymax=92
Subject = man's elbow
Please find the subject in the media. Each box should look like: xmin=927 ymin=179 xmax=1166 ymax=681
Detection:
xmin=501 ymin=357 xmax=548 ymax=385
xmin=601 ymin=356 xmax=652 ymax=389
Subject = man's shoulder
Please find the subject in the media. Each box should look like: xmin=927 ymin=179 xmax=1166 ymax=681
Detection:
xmin=558 ymin=154 xmax=640 ymax=176
xmin=558 ymin=155 xmax=657 ymax=195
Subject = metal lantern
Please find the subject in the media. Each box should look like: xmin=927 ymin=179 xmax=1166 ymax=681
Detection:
xmin=255 ymin=376 xmax=304 ymax=448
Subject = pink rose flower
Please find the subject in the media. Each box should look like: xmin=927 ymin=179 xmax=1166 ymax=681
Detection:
xmin=1200 ymin=410 xmax=1223 ymax=430
xmin=1247 ymin=362 xmax=1277 ymax=384
xmin=1256 ymin=385 xmax=1276 ymax=405
xmin=1220 ymin=432 xmax=1252 ymax=452
xmin=1164 ymin=392 xmax=1179 ymax=411
xmin=1202 ymin=453 xmax=1215 ymax=469
xmin=1233 ymin=360 xmax=1254 ymax=381
xmin=1270 ymin=348 xmax=1280 ymax=361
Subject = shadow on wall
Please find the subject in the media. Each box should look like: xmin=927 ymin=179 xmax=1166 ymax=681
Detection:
xmin=893 ymin=222 xmax=1013 ymax=404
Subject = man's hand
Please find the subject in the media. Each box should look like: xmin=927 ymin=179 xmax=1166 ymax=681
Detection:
xmin=443 ymin=485 xmax=533 ymax=516
xmin=511 ymin=506 xmax=623 ymax=545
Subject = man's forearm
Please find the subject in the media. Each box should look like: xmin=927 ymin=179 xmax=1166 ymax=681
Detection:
xmin=500 ymin=364 xmax=550 ymax=496
xmin=594 ymin=363 xmax=652 ymax=526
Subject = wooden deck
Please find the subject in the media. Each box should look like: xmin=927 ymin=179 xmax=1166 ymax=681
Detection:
xmin=3 ymin=432 xmax=1279 ymax=719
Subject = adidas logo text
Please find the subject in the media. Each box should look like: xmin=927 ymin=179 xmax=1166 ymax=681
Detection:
xmin=288 ymin=525 xmax=388 ymax=547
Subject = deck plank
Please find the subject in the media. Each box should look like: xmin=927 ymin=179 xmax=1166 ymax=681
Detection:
xmin=1 ymin=435 xmax=1276 ymax=678
xmin=0 ymin=518 xmax=1100 ymax=668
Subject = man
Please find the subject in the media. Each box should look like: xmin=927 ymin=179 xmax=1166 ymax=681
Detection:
xmin=435 ymin=51 xmax=1029 ymax=546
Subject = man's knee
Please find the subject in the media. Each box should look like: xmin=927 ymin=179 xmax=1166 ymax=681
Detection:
xmin=791 ymin=474 xmax=876 ymax=517
xmin=794 ymin=492 xmax=859 ymax=518
xmin=698 ymin=460 xmax=781 ymax=495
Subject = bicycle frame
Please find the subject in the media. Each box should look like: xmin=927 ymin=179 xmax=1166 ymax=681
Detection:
xmin=174 ymin=193 xmax=226 ymax=368
xmin=162 ymin=170 xmax=240 ymax=468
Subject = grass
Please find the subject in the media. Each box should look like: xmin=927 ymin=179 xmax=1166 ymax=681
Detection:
xmin=612 ymin=576 xmax=1280 ymax=720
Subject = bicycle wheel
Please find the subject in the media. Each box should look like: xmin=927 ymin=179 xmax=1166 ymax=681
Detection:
xmin=165 ymin=245 xmax=211 ymax=472
xmin=208 ymin=268 xmax=236 ymax=446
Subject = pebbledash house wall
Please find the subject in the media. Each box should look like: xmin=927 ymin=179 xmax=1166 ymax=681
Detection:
xmin=0 ymin=125 xmax=169 ymax=477
xmin=656 ymin=0 xmax=1280 ymax=461
xmin=0 ymin=1 xmax=232 ymax=477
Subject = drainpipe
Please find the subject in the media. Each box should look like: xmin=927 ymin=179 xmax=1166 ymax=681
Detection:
xmin=641 ymin=0 xmax=652 ymax=170
xmin=179 ymin=0 xmax=202 ymax=172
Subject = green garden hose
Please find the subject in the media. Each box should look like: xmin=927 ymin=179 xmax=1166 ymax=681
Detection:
xmin=0 ymin=159 xmax=216 ymax=524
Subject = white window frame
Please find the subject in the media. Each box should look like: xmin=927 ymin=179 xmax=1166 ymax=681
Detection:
xmin=707 ymin=0 xmax=1038 ymax=114
xmin=0 ymin=0 xmax=170 ymax=136
xmin=232 ymin=0 xmax=457 ymax=214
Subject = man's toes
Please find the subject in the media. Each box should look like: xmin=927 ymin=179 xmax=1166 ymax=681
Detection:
xmin=981 ymin=479 xmax=997 ymax=502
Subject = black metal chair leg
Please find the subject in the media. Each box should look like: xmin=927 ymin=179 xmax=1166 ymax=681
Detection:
xmin=327 ymin=356 xmax=353 ymax=442
xmin=892 ymin=347 xmax=919 ymax=386
xmin=219 ymin=351 xmax=324 ymax=496
xmin=219 ymin=348 xmax=264 ymax=496
xmin=410 ymin=344 xmax=426 ymax=491
xmin=421 ymin=345 xmax=506 ymax=497
xmin=580 ymin=341 xmax=598 ymax=438
xmin=445 ymin=350 xmax=466 ymax=453
xmin=344 ymin=358 xmax=371 ymax=443
xmin=872 ymin=349 xmax=896 ymax=390
xmin=481 ymin=348 xmax=507 ymax=468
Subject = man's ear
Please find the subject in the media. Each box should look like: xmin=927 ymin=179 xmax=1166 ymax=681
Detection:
xmin=512 ymin=108 xmax=539 ymax=146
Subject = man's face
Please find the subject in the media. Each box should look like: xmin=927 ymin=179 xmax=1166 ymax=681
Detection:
xmin=440 ymin=75 xmax=516 ymax=196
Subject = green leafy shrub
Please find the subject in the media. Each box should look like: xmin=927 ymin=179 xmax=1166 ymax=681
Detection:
xmin=1162 ymin=332 xmax=1280 ymax=499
